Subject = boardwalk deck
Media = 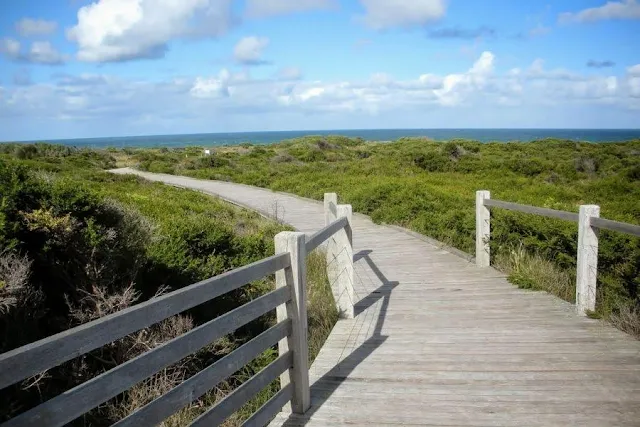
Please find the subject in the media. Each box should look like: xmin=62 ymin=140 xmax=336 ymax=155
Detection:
xmin=112 ymin=168 xmax=640 ymax=427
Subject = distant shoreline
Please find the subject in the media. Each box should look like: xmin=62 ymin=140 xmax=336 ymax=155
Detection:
xmin=5 ymin=128 xmax=640 ymax=147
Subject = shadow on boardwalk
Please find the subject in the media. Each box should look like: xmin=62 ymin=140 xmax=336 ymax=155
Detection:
xmin=278 ymin=249 xmax=398 ymax=426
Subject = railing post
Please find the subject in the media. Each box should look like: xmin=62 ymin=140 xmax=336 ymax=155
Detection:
xmin=324 ymin=193 xmax=337 ymax=226
xmin=324 ymin=193 xmax=354 ymax=319
xmin=335 ymin=204 xmax=354 ymax=319
xmin=274 ymin=232 xmax=310 ymax=414
xmin=576 ymin=205 xmax=600 ymax=316
xmin=476 ymin=190 xmax=491 ymax=267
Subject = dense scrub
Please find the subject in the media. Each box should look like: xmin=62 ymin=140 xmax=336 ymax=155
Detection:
xmin=121 ymin=135 xmax=640 ymax=334
xmin=0 ymin=147 xmax=338 ymax=425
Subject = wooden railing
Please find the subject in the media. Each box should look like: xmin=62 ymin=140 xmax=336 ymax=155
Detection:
xmin=475 ymin=190 xmax=640 ymax=315
xmin=0 ymin=195 xmax=354 ymax=427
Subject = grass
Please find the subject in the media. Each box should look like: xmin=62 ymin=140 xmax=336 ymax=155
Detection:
xmin=112 ymin=135 xmax=640 ymax=336
xmin=494 ymin=244 xmax=575 ymax=302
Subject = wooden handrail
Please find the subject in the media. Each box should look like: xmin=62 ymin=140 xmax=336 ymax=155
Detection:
xmin=0 ymin=252 xmax=291 ymax=391
xmin=3 ymin=287 xmax=291 ymax=427
xmin=306 ymin=216 xmax=349 ymax=252
xmin=114 ymin=320 xmax=292 ymax=427
xmin=476 ymin=190 xmax=639 ymax=317
xmin=0 ymin=192 xmax=355 ymax=427
xmin=483 ymin=198 xmax=579 ymax=222
xmin=590 ymin=217 xmax=640 ymax=237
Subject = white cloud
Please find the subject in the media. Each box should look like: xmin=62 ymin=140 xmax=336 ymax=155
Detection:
xmin=278 ymin=67 xmax=303 ymax=80
xmin=358 ymin=0 xmax=446 ymax=29
xmin=0 ymin=38 xmax=65 ymax=64
xmin=0 ymin=38 xmax=21 ymax=57
xmin=244 ymin=0 xmax=335 ymax=18
xmin=3 ymin=51 xmax=640 ymax=137
xmin=233 ymin=36 xmax=270 ymax=65
xmin=627 ymin=64 xmax=640 ymax=76
xmin=29 ymin=42 xmax=66 ymax=64
xmin=67 ymin=0 xmax=233 ymax=62
xmin=559 ymin=0 xmax=640 ymax=23
xmin=190 ymin=69 xmax=231 ymax=98
xmin=15 ymin=18 xmax=58 ymax=36
xmin=433 ymin=51 xmax=494 ymax=106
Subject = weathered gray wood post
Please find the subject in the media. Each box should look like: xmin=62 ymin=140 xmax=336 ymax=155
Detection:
xmin=476 ymin=190 xmax=491 ymax=267
xmin=336 ymin=204 xmax=354 ymax=319
xmin=324 ymin=192 xmax=337 ymax=226
xmin=576 ymin=205 xmax=600 ymax=316
xmin=324 ymin=193 xmax=355 ymax=319
xmin=274 ymin=232 xmax=310 ymax=414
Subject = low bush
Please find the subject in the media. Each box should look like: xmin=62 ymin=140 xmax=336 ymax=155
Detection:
xmin=113 ymin=136 xmax=640 ymax=337
xmin=0 ymin=157 xmax=338 ymax=425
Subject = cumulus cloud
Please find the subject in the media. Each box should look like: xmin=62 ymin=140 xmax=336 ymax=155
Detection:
xmin=2 ymin=51 xmax=640 ymax=135
xmin=67 ymin=0 xmax=233 ymax=62
xmin=428 ymin=26 xmax=495 ymax=39
xmin=190 ymin=69 xmax=232 ymax=98
xmin=628 ymin=64 xmax=640 ymax=75
xmin=0 ymin=38 xmax=65 ymax=65
xmin=358 ymin=0 xmax=446 ymax=30
xmin=587 ymin=60 xmax=616 ymax=68
xmin=0 ymin=39 xmax=21 ymax=57
xmin=278 ymin=67 xmax=303 ymax=80
xmin=16 ymin=18 xmax=58 ymax=36
xmin=244 ymin=0 xmax=335 ymax=18
xmin=233 ymin=36 xmax=270 ymax=65
xmin=559 ymin=0 xmax=640 ymax=23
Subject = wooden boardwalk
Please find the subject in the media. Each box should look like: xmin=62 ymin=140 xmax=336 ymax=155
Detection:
xmin=113 ymin=169 xmax=640 ymax=427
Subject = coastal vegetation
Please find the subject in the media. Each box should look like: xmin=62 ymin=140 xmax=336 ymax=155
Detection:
xmin=0 ymin=144 xmax=338 ymax=425
xmin=116 ymin=135 xmax=640 ymax=335
xmin=0 ymin=134 xmax=638 ymax=424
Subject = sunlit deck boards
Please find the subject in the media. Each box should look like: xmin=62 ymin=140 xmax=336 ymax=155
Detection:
xmin=112 ymin=168 xmax=640 ymax=427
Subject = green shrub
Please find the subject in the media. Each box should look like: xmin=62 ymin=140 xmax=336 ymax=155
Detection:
xmin=413 ymin=153 xmax=450 ymax=171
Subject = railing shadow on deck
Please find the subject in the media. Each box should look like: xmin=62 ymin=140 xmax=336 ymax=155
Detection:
xmin=276 ymin=249 xmax=399 ymax=427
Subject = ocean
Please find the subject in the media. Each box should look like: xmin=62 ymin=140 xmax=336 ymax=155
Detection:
xmin=21 ymin=129 xmax=640 ymax=148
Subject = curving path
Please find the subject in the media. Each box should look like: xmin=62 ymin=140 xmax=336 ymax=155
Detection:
xmin=111 ymin=168 xmax=640 ymax=426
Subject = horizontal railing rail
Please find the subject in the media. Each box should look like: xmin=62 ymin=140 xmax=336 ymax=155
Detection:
xmin=590 ymin=217 xmax=640 ymax=237
xmin=114 ymin=320 xmax=292 ymax=427
xmin=476 ymin=190 xmax=639 ymax=316
xmin=0 ymin=192 xmax=354 ymax=427
xmin=483 ymin=199 xmax=579 ymax=222
xmin=306 ymin=216 xmax=349 ymax=253
xmin=0 ymin=253 xmax=291 ymax=391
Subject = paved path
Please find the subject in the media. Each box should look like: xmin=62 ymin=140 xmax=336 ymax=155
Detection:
xmin=112 ymin=169 xmax=640 ymax=426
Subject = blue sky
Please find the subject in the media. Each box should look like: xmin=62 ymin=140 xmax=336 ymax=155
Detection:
xmin=0 ymin=0 xmax=639 ymax=141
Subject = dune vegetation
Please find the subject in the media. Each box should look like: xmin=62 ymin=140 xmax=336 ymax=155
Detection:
xmin=116 ymin=135 xmax=640 ymax=335
xmin=0 ymin=134 xmax=638 ymax=424
xmin=0 ymin=144 xmax=338 ymax=425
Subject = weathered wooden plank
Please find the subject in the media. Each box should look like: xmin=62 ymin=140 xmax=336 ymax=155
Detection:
xmin=114 ymin=320 xmax=291 ymax=427
xmin=190 ymin=351 xmax=293 ymax=427
xmin=242 ymin=383 xmax=293 ymax=427
xmin=484 ymin=199 xmax=579 ymax=222
xmin=0 ymin=253 xmax=290 ymax=391
xmin=3 ymin=287 xmax=290 ymax=427
xmin=590 ymin=216 xmax=640 ymax=237
xmin=305 ymin=217 xmax=348 ymax=253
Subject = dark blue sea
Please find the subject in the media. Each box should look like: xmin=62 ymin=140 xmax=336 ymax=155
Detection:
xmin=20 ymin=129 xmax=640 ymax=148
